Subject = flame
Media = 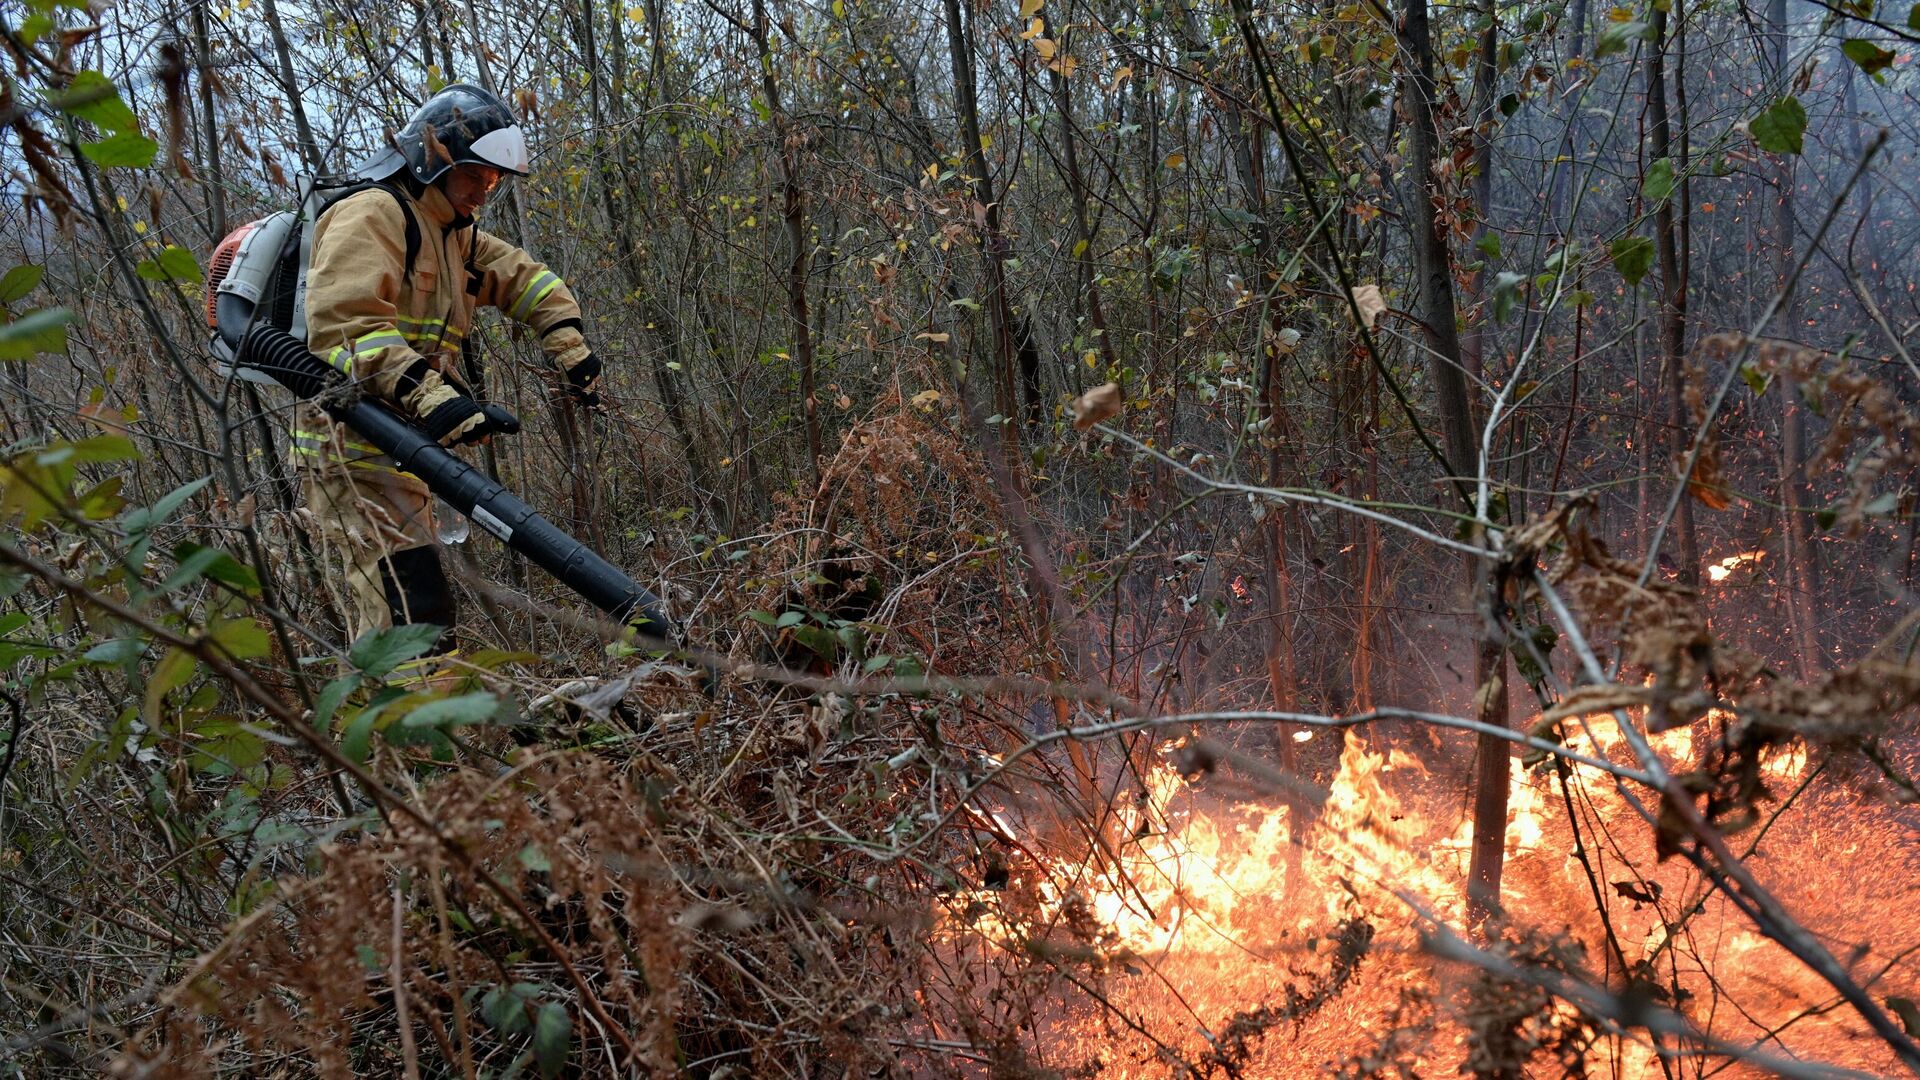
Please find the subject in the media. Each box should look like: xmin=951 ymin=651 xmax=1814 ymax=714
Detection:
xmin=1705 ymin=549 xmax=1765 ymax=583
xmin=939 ymin=697 xmax=1878 ymax=1074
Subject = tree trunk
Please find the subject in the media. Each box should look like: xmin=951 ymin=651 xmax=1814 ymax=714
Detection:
xmin=749 ymin=0 xmax=824 ymax=486
xmin=1767 ymin=0 xmax=1822 ymax=675
xmin=1401 ymin=0 xmax=1512 ymax=924
xmin=941 ymin=0 xmax=1023 ymax=459
xmin=1647 ymin=1 xmax=1700 ymax=586
xmin=261 ymin=0 xmax=322 ymax=174
xmin=1460 ymin=0 xmax=1499 ymax=382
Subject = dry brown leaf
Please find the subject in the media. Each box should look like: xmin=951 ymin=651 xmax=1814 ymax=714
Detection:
xmin=1350 ymin=284 xmax=1387 ymax=329
xmin=1685 ymin=441 xmax=1733 ymax=510
xmin=1542 ymin=683 xmax=1653 ymax=724
xmin=1071 ymin=382 xmax=1122 ymax=431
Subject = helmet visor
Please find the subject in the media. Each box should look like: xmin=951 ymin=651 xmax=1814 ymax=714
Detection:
xmin=469 ymin=125 xmax=530 ymax=175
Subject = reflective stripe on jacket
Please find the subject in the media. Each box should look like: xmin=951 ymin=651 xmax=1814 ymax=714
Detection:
xmin=295 ymin=182 xmax=589 ymax=480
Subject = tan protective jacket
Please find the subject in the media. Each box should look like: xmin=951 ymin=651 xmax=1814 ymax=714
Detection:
xmin=293 ymin=182 xmax=589 ymax=487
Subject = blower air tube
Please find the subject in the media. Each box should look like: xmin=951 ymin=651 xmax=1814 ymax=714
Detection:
xmin=237 ymin=324 xmax=672 ymax=638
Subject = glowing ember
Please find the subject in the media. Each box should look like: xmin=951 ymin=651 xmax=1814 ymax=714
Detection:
xmin=1705 ymin=549 xmax=1765 ymax=583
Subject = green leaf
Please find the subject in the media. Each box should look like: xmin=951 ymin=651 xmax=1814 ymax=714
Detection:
xmin=340 ymin=687 xmax=406 ymax=763
xmin=1910 ymin=3 xmax=1920 ymax=30
xmin=775 ymin=610 xmax=805 ymax=628
xmin=517 ymin=843 xmax=552 ymax=873
xmin=744 ymin=609 xmax=778 ymax=627
xmin=481 ymin=983 xmax=542 ymax=1037
xmin=53 ymin=71 xmax=138 ymax=133
xmin=1491 ymin=271 xmax=1528 ymax=323
xmin=1610 ymin=234 xmax=1655 ymax=287
xmin=79 ymin=132 xmax=159 ymax=168
xmin=158 ymin=545 xmax=231 ymax=595
xmin=207 ymin=617 xmax=271 ymax=661
xmin=1642 ymin=157 xmax=1676 ymax=205
xmin=124 ymin=476 xmax=210 ymax=535
xmin=134 ymin=245 xmax=203 ymax=284
xmin=1475 ymin=232 xmax=1502 ymax=259
xmin=144 ymin=647 xmax=197 ymax=723
xmin=400 ymin=691 xmax=500 ymax=729
xmin=313 ymin=675 xmax=359 ymax=734
xmin=84 ymin=638 xmax=147 ymax=665
xmin=0 ymin=612 xmax=27 ymax=638
xmin=1594 ymin=19 xmax=1650 ymax=57
xmin=170 ymin=542 xmax=261 ymax=594
xmin=347 ymin=623 xmax=444 ymax=679
xmin=1739 ymin=361 xmax=1772 ymax=395
xmin=0 ymin=265 xmax=46 ymax=304
xmin=1749 ymin=97 xmax=1806 ymax=155
xmin=791 ymin=624 xmax=839 ymax=662
xmin=533 ymin=1002 xmax=571 ymax=1079
xmin=19 ymin=13 xmax=54 ymax=47
xmin=0 ymin=307 xmax=72 ymax=359
xmin=1842 ymin=38 xmax=1896 ymax=76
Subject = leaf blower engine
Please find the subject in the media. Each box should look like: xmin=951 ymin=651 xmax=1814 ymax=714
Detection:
xmin=204 ymin=184 xmax=672 ymax=636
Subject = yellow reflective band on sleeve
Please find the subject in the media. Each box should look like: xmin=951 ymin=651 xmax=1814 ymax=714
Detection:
xmin=324 ymin=330 xmax=410 ymax=375
xmin=510 ymin=271 xmax=561 ymax=321
xmin=395 ymin=316 xmax=466 ymax=345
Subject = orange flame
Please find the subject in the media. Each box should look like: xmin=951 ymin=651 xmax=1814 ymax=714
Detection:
xmin=1705 ymin=549 xmax=1765 ymax=583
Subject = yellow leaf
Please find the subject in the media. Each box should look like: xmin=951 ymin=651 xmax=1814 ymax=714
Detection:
xmin=1071 ymin=238 xmax=1088 ymax=258
xmin=915 ymin=332 xmax=950 ymax=343
xmin=1032 ymin=36 xmax=1056 ymax=60
xmin=1113 ymin=65 xmax=1133 ymax=82
xmin=1020 ymin=0 xmax=1043 ymax=16
xmin=133 ymin=221 xmax=148 ymax=235
xmin=832 ymin=0 xmax=845 ymax=14
xmin=1020 ymin=16 xmax=1044 ymax=39
xmin=1082 ymin=349 xmax=1098 ymax=369
xmin=910 ymin=389 xmax=943 ymax=409
xmin=1607 ymin=5 xmax=1632 ymax=19
xmin=627 ymin=5 xmax=643 ymax=18
xmin=1163 ymin=151 xmax=1185 ymax=168
xmin=1055 ymin=54 xmax=1078 ymax=76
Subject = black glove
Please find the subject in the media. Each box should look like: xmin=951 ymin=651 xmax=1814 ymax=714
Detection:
xmin=564 ymin=352 xmax=602 ymax=410
xmin=418 ymin=394 xmax=521 ymax=447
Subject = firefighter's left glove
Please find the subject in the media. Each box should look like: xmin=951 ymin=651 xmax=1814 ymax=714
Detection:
xmin=413 ymin=381 xmax=521 ymax=447
xmin=563 ymin=352 xmax=602 ymax=410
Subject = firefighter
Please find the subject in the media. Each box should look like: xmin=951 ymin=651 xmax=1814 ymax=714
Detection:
xmin=293 ymin=83 xmax=602 ymax=654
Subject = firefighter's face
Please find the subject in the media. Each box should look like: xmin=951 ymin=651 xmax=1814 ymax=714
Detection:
xmin=443 ymin=163 xmax=504 ymax=216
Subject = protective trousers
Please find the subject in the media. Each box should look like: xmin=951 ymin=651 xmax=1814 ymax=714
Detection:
xmin=301 ymin=463 xmax=459 ymax=652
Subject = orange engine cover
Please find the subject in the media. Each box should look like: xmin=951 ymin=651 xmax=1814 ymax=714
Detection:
xmin=204 ymin=223 xmax=254 ymax=330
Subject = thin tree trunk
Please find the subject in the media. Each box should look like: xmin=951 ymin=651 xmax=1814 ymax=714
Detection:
xmin=1400 ymin=0 xmax=1511 ymax=923
xmin=1460 ymin=0 xmax=1499 ymax=381
xmin=189 ymin=1 xmax=225 ymax=241
xmin=1768 ymin=0 xmax=1822 ymax=675
xmin=750 ymin=0 xmax=823 ymax=485
xmin=261 ymin=0 xmax=322 ymax=173
xmin=1647 ymin=0 xmax=1700 ymax=586
xmin=941 ymin=0 xmax=1023 ymax=459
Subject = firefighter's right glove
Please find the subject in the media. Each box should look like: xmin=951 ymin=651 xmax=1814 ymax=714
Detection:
xmin=563 ymin=352 xmax=602 ymax=411
xmin=413 ymin=381 xmax=521 ymax=447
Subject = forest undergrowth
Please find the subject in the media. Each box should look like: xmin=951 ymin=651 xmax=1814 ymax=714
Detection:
xmin=6 ymin=0 xmax=1920 ymax=1072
